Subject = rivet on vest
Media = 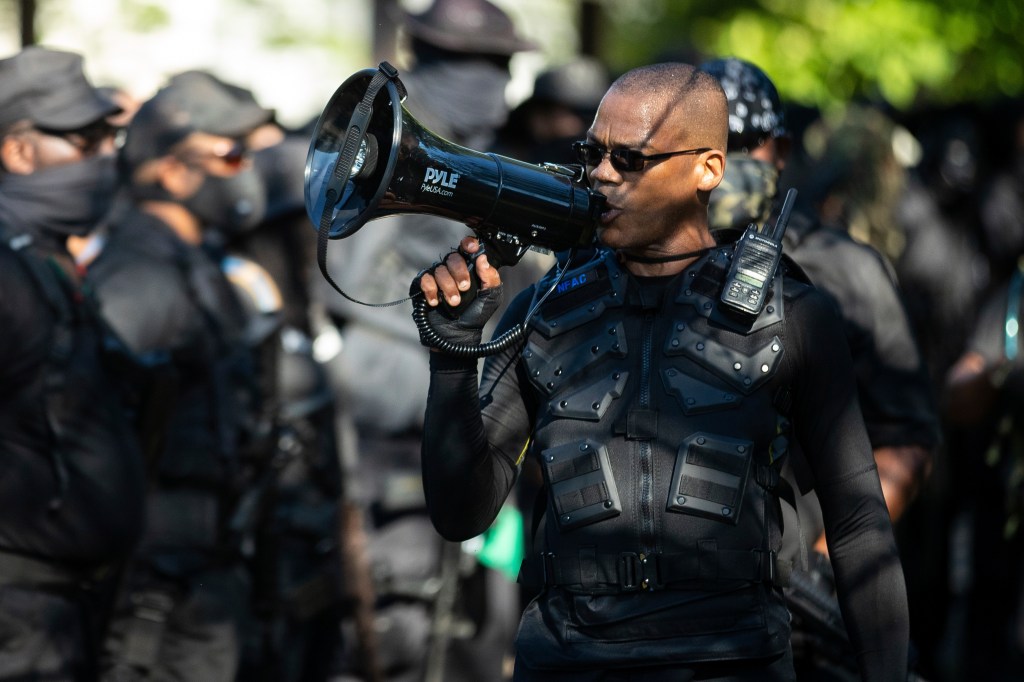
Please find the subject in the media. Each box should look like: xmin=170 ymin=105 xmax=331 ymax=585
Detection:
xmin=767 ymin=306 xmax=775 ymax=314
xmin=771 ymin=343 xmax=780 ymax=352
xmin=761 ymin=364 xmax=770 ymax=373
xmin=592 ymin=401 xmax=601 ymax=410
xmin=733 ymin=362 xmax=742 ymax=371
xmin=696 ymin=343 xmax=705 ymax=351
xmin=722 ymin=507 xmax=732 ymax=517
xmin=676 ymin=496 xmax=687 ymax=505
xmin=591 ymin=345 xmax=600 ymax=354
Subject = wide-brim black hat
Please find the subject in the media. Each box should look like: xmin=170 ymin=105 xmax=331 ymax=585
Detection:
xmin=402 ymin=0 xmax=536 ymax=57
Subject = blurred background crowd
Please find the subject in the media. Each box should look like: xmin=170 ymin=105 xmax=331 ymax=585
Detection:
xmin=1 ymin=0 xmax=1024 ymax=681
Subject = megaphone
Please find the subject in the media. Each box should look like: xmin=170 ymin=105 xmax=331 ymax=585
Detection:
xmin=304 ymin=62 xmax=606 ymax=270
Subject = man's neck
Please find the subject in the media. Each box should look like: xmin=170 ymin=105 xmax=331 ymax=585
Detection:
xmin=619 ymin=228 xmax=717 ymax=277
xmin=138 ymin=201 xmax=202 ymax=245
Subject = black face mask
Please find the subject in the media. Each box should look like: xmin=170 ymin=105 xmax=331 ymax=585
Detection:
xmin=183 ymin=168 xmax=267 ymax=234
xmin=0 ymin=154 xmax=119 ymax=238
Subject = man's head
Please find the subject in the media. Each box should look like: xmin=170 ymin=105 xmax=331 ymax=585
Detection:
xmin=121 ymin=70 xmax=273 ymax=235
xmin=700 ymin=57 xmax=789 ymax=231
xmin=0 ymin=46 xmax=121 ymax=175
xmin=0 ymin=46 xmax=124 ymax=241
xmin=579 ymin=62 xmax=727 ymax=255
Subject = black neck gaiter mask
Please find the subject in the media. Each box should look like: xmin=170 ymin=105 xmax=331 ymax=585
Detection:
xmin=0 ymin=154 xmax=119 ymax=241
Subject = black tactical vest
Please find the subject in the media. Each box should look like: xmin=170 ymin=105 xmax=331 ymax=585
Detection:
xmin=0 ymin=232 xmax=145 ymax=565
xmin=523 ymin=247 xmax=797 ymax=595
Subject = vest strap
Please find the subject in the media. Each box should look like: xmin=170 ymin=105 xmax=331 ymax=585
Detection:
xmin=539 ymin=546 xmax=787 ymax=593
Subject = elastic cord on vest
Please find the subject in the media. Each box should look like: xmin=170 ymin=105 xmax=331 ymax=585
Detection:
xmin=618 ymin=246 xmax=712 ymax=264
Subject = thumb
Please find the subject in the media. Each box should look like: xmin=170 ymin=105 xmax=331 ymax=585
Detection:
xmin=475 ymin=253 xmax=502 ymax=289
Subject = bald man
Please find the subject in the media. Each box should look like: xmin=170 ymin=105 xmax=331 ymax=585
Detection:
xmin=413 ymin=63 xmax=909 ymax=681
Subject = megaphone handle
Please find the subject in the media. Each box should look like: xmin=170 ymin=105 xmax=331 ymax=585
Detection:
xmin=413 ymin=244 xmax=528 ymax=358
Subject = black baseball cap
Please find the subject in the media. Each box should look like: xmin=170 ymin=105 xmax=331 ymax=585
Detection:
xmin=121 ymin=69 xmax=274 ymax=170
xmin=0 ymin=46 xmax=120 ymax=132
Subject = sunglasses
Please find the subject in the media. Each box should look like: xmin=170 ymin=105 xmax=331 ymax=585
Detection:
xmin=35 ymin=120 xmax=121 ymax=156
xmin=176 ymin=140 xmax=250 ymax=171
xmin=572 ymin=140 xmax=711 ymax=173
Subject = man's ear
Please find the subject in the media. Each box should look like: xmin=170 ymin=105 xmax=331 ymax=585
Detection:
xmin=0 ymin=135 xmax=36 ymax=175
xmin=697 ymin=148 xmax=726 ymax=192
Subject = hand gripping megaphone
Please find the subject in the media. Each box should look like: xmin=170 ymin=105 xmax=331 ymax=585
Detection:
xmin=303 ymin=62 xmax=606 ymax=356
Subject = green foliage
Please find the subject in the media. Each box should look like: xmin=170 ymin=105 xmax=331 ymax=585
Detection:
xmin=118 ymin=0 xmax=170 ymax=33
xmin=597 ymin=0 xmax=1024 ymax=111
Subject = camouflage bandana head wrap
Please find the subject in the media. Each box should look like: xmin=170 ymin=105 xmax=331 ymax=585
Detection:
xmin=708 ymin=154 xmax=779 ymax=231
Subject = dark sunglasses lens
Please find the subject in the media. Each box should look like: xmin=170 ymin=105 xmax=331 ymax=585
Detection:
xmin=574 ymin=142 xmax=599 ymax=166
xmin=609 ymin=150 xmax=641 ymax=172
xmin=221 ymin=145 xmax=248 ymax=168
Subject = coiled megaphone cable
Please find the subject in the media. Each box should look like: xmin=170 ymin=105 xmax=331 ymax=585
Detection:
xmin=411 ymin=248 xmax=576 ymax=358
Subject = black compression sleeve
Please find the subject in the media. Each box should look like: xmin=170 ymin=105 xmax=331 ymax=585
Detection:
xmin=420 ymin=289 xmax=534 ymax=541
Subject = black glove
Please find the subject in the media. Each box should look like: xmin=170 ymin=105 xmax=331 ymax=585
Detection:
xmin=410 ymin=264 xmax=503 ymax=351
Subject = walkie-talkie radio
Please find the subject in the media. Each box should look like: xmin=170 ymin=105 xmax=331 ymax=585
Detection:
xmin=720 ymin=188 xmax=798 ymax=318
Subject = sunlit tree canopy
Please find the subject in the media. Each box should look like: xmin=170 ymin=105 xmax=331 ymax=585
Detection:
xmin=598 ymin=0 xmax=1024 ymax=112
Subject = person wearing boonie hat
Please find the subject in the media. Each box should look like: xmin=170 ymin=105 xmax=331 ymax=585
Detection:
xmin=310 ymin=1 xmax=539 ymax=680
xmin=83 ymin=71 xmax=276 ymax=682
xmin=0 ymin=45 xmax=146 ymax=681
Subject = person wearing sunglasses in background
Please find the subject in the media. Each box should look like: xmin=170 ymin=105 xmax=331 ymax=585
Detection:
xmin=82 ymin=73 xmax=272 ymax=681
xmin=0 ymin=45 xmax=147 ymax=682
xmin=413 ymin=62 xmax=909 ymax=680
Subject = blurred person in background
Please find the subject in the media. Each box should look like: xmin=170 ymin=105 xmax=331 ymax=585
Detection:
xmin=941 ymin=99 xmax=1024 ymax=682
xmin=157 ymin=69 xmax=347 ymax=682
xmin=84 ymin=73 xmax=271 ymax=682
xmin=701 ymin=58 xmax=940 ymax=680
xmin=0 ymin=45 xmax=147 ymax=682
xmin=493 ymin=55 xmax=611 ymax=165
xmin=314 ymin=0 xmax=539 ymax=679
